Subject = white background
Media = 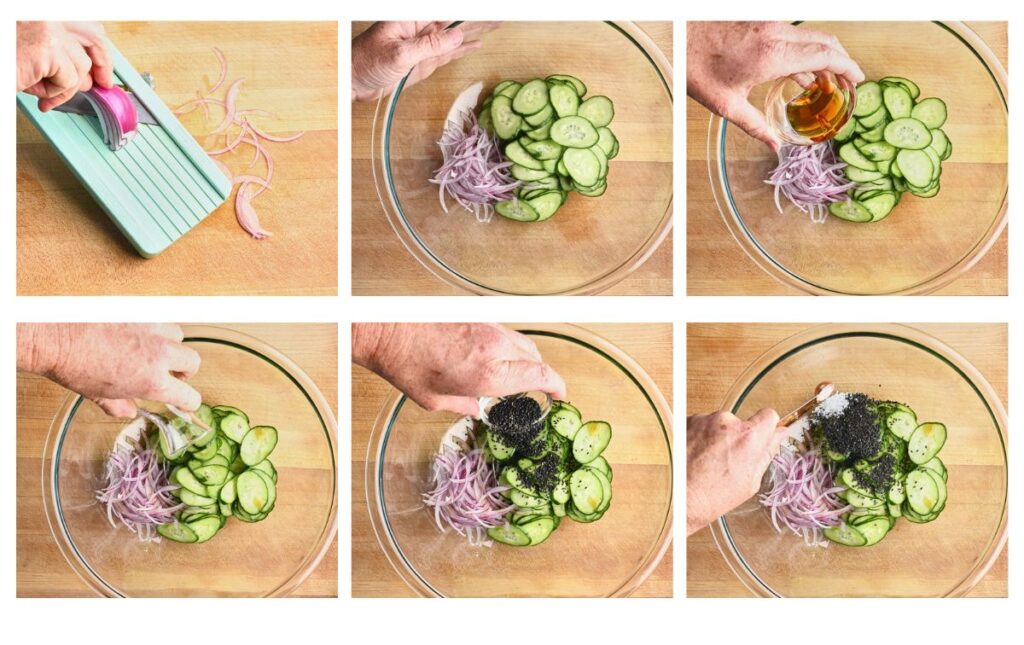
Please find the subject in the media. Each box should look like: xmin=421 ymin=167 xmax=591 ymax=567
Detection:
xmin=3 ymin=0 xmax=1017 ymax=641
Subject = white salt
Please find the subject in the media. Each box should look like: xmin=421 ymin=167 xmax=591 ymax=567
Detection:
xmin=815 ymin=392 xmax=850 ymax=418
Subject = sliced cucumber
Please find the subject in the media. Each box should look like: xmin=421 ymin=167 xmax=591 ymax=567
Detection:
xmin=157 ymin=521 xmax=199 ymax=543
xmin=550 ymin=116 xmax=599 ymax=148
xmin=577 ymin=95 xmax=614 ymax=128
xmin=572 ymin=421 xmax=612 ymax=464
xmin=487 ymin=523 xmax=531 ymax=546
xmin=908 ymin=422 xmax=946 ymax=464
xmin=240 ymin=425 xmax=278 ymax=466
xmin=911 ymin=97 xmax=947 ymax=129
xmin=884 ymin=118 xmax=932 ymax=150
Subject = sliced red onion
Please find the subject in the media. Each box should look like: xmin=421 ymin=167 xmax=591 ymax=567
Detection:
xmin=96 ymin=427 xmax=183 ymax=543
xmin=765 ymin=143 xmax=857 ymax=224
xmin=423 ymin=446 xmax=515 ymax=546
xmin=759 ymin=446 xmax=851 ymax=547
xmin=430 ymin=90 xmax=520 ymax=223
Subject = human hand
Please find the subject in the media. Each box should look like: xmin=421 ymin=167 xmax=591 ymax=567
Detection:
xmin=353 ymin=323 xmax=566 ymax=416
xmin=687 ymin=21 xmax=864 ymax=149
xmin=686 ymin=408 xmax=787 ymax=535
xmin=17 ymin=323 xmax=201 ymax=418
xmin=351 ymin=21 xmax=500 ymax=102
xmin=17 ymin=21 xmax=114 ymax=112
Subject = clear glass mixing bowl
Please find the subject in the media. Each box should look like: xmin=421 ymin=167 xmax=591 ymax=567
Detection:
xmin=372 ymin=22 xmax=673 ymax=295
xmin=365 ymin=324 xmax=673 ymax=596
xmin=710 ymin=21 xmax=1007 ymax=295
xmin=41 ymin=325 xmax=338 ymax=597
xmin=712 ymin=324 xmax=1007 ymax=596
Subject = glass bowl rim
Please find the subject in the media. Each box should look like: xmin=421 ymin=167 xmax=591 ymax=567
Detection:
xmin=364 ymin=323 xmax=674 ymax=597
xmin=41 ymin=324 xmax=339 ymax=598
xmin=707 ymin=20 xmax=1008 ymax=296
xmin=709 ymin=322 xmax=1008 ymax=597
xmin=371 ymin=21 xmax=675 ymax=296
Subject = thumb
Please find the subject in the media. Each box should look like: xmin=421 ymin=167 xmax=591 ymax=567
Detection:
xmin=407 ymin=27 xmax=464 ymax=61
xmin=748 ymin=407 xmax=787 ymax=455
xmin=725 ymin=100 xmax=781 ymax=151
xmin=94 ymin=398 xmax=138 ymax=418
xmin=430 ymin=395 xmax=482 ymax=418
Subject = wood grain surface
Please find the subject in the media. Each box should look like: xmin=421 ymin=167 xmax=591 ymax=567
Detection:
xmin=352 ymin=323 xmax=673 ymax=596
xmin=17 ymin=324 xmax=338 ymax=597
xmin=17 ymin=22 xmax=338 ymax=295
xmin=351 ymin=22 xmax=673 ymax=295
xmin=686 ymin=323 xmax=1007 ymax=597
xmin=686 ymin=22 xmax=1007 ymax=295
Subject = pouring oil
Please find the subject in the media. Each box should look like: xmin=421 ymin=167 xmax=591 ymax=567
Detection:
xmin=785 ymin=74 xmax=852 ymax=143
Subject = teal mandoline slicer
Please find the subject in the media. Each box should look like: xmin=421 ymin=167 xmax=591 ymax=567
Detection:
xmin=17 ymin=43 xmax=231 ymax=258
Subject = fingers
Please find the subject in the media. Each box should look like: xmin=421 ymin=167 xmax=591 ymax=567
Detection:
xmin=406 ymin=25 xmax=465 ymax=62
xmin=725 ymin=99 xmax=780 ymax=151
xmin=747 ymin=407 xmax=781 ymax=432
xmin=496 ymin=360 xmax=568 ymax=400
xmin=781 ymin=41 xmax=864 ymax=86
xmin=503 ymin=328 xmax=543 ymax=362
xmin=420 ymin=394 xmax=481 ymax=417
xmin=166 ymin=343 xmax=201 ymax=378
xmin=151 ymin=323 xmax=185 ymax=342
xmin=457 ymin=21 xmax=501 ymax=42
xmin=85 ymin=44 xmax=114 ymax=89
xmin=37 ymin=42 xmax=92 ymax=111
xmin=406 ymin=41 xmax=481 ymax=87
xmin=748 ymin=407 xmax=787 ymax=455
xmin=94 ymin=397 xmax=137 ymax=418
xmin=158 ymin=376 xmax=202 ymax=412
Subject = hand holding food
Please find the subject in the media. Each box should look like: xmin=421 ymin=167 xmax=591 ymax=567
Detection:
xmin=351 ymin=21 xmax=499 ymax=102
xmin=352 ymin=323 xmax=567 ymax=416
xmin=425 ymin=396 xmax=615 ymax=547
xmin=16 ymin=21 xmax=114 ymax=111
xmin=686 ymin=408 xmax=786 ymax=536
xmin=687 ymin=21 xmax=864 ymax=149
xmin=16 ymin=323 xmax=201 ymax=418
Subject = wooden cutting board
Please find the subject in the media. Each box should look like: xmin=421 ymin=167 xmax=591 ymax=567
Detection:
xmin=686 ymin=21 xmax=1007 ymax=295
xmin=352 ymin=323 xmax=673 ymax=597
xmin=16 ymin=22 xmax=338 ymax=295
xmin=16 ymin=324 xmax=338 ymax=597
xmin=686 ymin=323 xmax=1007 ymax=597
xmin=351 ymin=21 xmax=673 ymax=295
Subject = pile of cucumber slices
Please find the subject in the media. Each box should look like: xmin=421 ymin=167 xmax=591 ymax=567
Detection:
xmin=155 ymin=404 xmax=279 ymax=544
xmin=829 ymin=77 xmax=951 ymax=223
xmin=478 ymin=75 xmax=619 ymax=223
xmin=823 ymin=401 xmax=948 ymax=547
xmin=483 ymin=400 xmax=613 ymax=547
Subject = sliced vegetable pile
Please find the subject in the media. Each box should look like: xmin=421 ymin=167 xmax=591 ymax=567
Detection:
xmin=97 ymin=423 xmax=183 ymax=542
xmin=481 ymin=398 xmax=613 ymax=546
xmin=174 ymin=48 xmax=305 ymax=239
xmin=814 ymin=397 xmax=949 ymax=547
xmin=423 ymin=441 xmax=515 ymax=546
xmin=478 ymin=75 xmax=619 ymax=222
xmin=155 ymin=404 xmax=280 ymax=544
xmin=829 ymin=76 xmax=951 ymax=223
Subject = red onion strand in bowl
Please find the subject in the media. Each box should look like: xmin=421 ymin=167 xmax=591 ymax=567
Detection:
xmin=759 ymin=446 xmax=851 ymax=547
xmin=765 ymin=143 xmax=857 ymax=223
xmin=95 ymin=430 xmax=183 ymax=542
xmin=422 ymin=446 xmax=515 ymax=546
xmin=430 ymin=110 xmax=520 ymax=223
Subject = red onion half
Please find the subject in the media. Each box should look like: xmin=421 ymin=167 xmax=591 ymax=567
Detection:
xmin=83 ymin=85 xmax=139 ymax=152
